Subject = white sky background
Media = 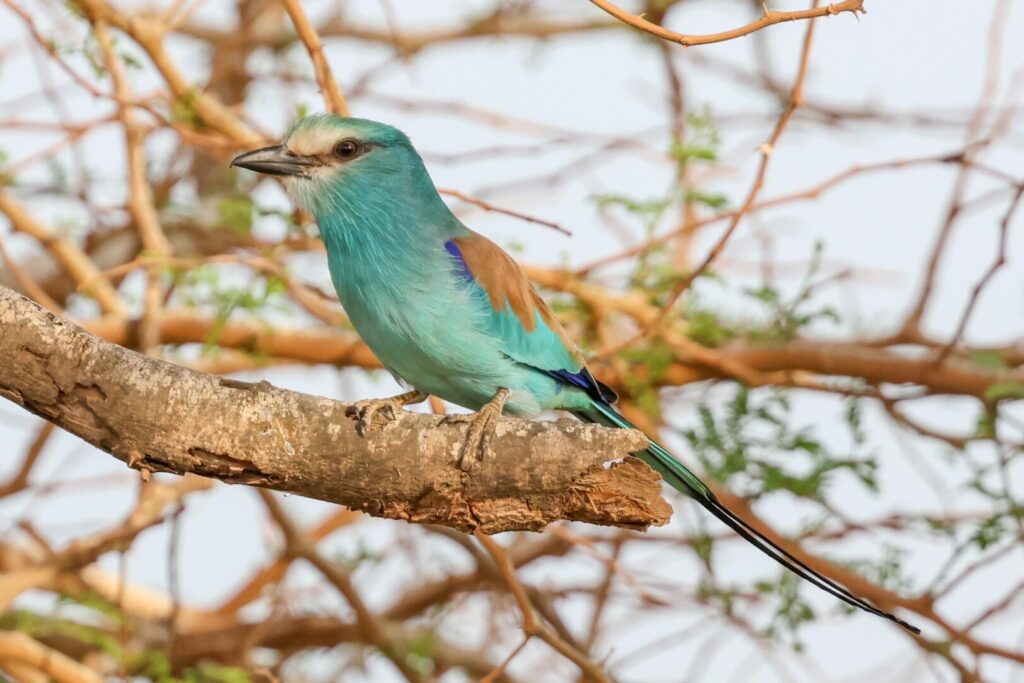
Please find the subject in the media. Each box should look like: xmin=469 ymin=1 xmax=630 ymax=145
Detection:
xmin=1 ymin=1 xmax=1023 ymax=681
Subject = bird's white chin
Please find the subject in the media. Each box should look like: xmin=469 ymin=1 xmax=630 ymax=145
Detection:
xmin=281 ymin=176 xmax=306 ymax=208
xmin=282 ymin=162 xmax=350 ymax=218
xmin=282 ymin=172 xmax=326 ymax=216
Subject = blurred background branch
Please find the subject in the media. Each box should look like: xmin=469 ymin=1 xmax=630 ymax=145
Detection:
xmin=0 ymin=0 xmax=1021 ymax=681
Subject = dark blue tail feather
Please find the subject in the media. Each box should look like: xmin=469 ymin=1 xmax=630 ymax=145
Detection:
xmin=575 ymin=400 xmax=920 ymax=634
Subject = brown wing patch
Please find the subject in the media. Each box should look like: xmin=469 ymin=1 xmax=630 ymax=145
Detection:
xmin=452 ymin=234 xmax=582 ymax=359
xmin=453 ymin=234 xmax=536 ymax=330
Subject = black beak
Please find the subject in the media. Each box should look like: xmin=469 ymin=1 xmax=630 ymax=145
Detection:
xmin=230 ymin=145 xmax=315 ymax=177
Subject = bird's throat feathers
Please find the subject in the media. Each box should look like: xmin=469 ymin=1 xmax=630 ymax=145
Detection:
xmin=280 ymin=125 xmax=463 ymax=308
xmin=285 ymin=144 xmax=457 ymax=263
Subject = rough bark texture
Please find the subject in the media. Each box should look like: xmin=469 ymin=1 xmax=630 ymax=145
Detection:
xmin=0 ymin=285 xmax=670 ymax=533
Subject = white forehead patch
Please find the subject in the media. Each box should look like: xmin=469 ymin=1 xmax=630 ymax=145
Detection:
xmin=286 ymin=125 xmax=354 ymax=156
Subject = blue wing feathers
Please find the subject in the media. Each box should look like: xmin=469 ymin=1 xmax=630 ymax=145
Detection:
xmin=545 ymin=368 xmax=617 ymax=404
xmin=445 ymin=240 xmax=473 ymax=282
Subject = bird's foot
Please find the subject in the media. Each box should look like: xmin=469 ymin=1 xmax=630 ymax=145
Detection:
xmin=345 ymin=390 xmax=424 ymax=436
xmin=442 ymin=388 xmax=510 ymax=471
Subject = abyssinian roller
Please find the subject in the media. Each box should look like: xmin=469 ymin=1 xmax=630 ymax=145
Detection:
xmin=232 ymin=115 xmax=918 ymax=633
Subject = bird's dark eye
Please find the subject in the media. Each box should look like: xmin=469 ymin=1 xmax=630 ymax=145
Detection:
xmin=333 ymin=139 xmax=361 ymax=160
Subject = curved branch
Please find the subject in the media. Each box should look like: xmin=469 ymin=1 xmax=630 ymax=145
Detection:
xmin=0 ymin=285 xmax=669 ymax=534
xmin=589 ymin=0 xmax=865 ymax=47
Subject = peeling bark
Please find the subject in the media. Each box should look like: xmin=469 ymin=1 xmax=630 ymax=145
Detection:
xmin=0 ymin=285 xmax=670 ymax=533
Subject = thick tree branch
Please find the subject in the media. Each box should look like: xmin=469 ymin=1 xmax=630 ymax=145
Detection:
xmin=0 ymin=285 xmax=669 ymax=533
xmin=77 ymin=306 xmax=1024 ymax=402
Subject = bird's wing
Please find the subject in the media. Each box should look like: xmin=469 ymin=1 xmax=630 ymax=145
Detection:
xmin=445 ymin=233 xmax=616 ymax=403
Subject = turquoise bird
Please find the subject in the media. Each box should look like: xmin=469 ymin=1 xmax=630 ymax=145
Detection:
xmin=232 ymin=115 xmax=917 ymax=633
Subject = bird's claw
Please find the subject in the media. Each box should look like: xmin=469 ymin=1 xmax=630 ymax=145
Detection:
xmin=345 ymin=390 xmax=424 ymax=436
xmin=455 ymin=412 xmax=497 ymax=472
xmin=447 ymin=388 xmax=509 ymax=471
xmin=345 ymin=398 xmax=400 ymax=436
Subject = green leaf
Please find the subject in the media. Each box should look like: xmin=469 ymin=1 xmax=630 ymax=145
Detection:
xmin=974 ymin=408 xmax=997 ymax=439
xmin=591 ymin=193 xmax=669 ymax=217
xmin=0 ymin=148 xmax=11 ymax=185
xmin=685 ymin=386 xmax=877 ymax=500
xmin=172 ymin=87 xmax=201 ymax=127
xmin=756 ymin=572 xmax=816 ymax=647
xmin=401 ymin=632 xmax=438 ymax=674
xmin=216 ymin=197 xmax=254 ymax=235
xmin=690 ymin=533 xmax=715 ymax=568
xmin=845 ymin=397 xmax=867 ymax=446
xmin=971 ymin=515 xmax=1008 ymax=550
xmin=683 ymin=188 xmax=729 ymax=209
xmin=971 ymin=350 xmax=1009 ymax=370
xmin=669 ymin=106 xmax=722 ymax=169
xmin=984 ymin=380 xmax=1024 ymax=402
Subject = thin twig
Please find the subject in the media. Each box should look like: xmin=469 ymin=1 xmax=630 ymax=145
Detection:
xmin=93 ymin=19 xmax=171 ymax=353
xmin=589 ymin=0 xmax=863 ymax=47
xmin=475 ymin=530 xmax=611 ymax=683
xmin=935 ymin=183 xmax=1024 ymax=364
xmin=280 ymin=0 xmax=350 ymax=115
xmin=601 ymin=0 xmax=823 ymax=355
xmin=260 ymin=490 xmax=427 ymax=683
xmin=439 ymin=187 xmax=571 ymax=235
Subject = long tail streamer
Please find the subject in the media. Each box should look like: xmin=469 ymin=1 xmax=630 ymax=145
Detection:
xmin=576 ymin=401 xmax=920 ymax=634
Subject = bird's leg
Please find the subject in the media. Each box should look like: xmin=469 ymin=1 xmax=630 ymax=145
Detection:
xmin=345 ymin=390 xmax=425 ymax=436
xmin=442 ymin=388 xmax=510 ymax=471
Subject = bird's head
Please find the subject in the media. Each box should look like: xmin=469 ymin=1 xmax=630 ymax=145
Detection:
xmin=231 ymin=115 xmax=430 ymax=218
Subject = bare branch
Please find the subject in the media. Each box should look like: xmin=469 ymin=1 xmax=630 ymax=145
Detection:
xmin=0 ymin=284 xmax=669 ymax=534
xmin=0 ymin=188 xmax=126 ymax=317
xmin=589 ymin=0 xmax=864 ymax=47
xmin=280 ymin=0 xmax=350 ymax=115
xmin=0 ymin=631 xmax=103 ymax=683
